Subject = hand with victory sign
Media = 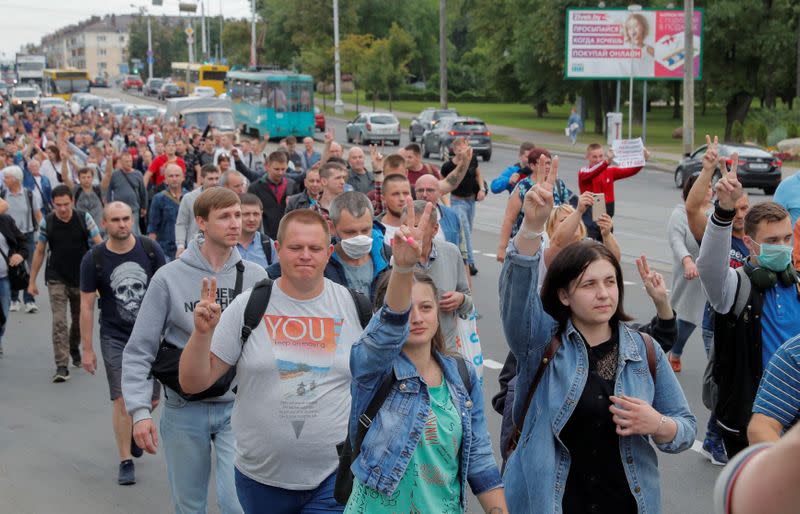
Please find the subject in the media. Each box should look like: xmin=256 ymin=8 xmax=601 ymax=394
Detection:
xmin=193 ymin=277 xmax=221 ymax=336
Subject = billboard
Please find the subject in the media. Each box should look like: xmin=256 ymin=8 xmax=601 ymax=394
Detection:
xmin=565 ymin=8 xmax=703 ymax=80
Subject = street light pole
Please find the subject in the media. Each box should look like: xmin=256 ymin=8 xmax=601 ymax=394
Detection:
xmin=249 ymin=0 xmax=256 ymax=67
xmin=333 ymin=0 xmax=343 ymax=114
xmin=201 ymin=0 xmax=207 ymax=61
xmin=439 ymin=0 xmax=447 ymax=109
xmin=627 ymin=4 xmax=641 ymax=139
xmin=146 ymin=14 xmax=153 ymax=79
xmin=682 ymin=0 xmax=695 ymax=155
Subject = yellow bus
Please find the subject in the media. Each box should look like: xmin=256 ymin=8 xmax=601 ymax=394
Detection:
xmin=42 ymin=69 xmax=91 ymax=100
xmin=171 ymin=63 xmax=229 ymax=96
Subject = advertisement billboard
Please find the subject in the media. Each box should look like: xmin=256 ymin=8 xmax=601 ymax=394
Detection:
xmin=565 ymin=8 xmax=703 ymax=80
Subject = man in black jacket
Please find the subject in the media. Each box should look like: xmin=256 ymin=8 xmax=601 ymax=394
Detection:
xmin=247 ymin=151 xmax=299 ymax=239
xmin=286 ymin=167 xmax=322 ymax=213
xmin=0 ymin=213 xmax=30 ymax=356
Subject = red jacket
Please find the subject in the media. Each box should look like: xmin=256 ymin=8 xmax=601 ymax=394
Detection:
xmin=147 ymin=155 xmax=186 ymax=186
xmin=578 ymin=160 xmax=643 ymax=203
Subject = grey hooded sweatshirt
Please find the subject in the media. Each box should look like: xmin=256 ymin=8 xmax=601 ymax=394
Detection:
xmin=122 ymin=237 xmax=268 ymax=424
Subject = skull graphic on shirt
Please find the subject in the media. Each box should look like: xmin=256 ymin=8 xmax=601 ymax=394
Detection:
xmin=110 ymin=261 xmax=148 ymax=324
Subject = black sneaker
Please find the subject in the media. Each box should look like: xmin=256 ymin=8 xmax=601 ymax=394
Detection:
xmin=71 ymin=353 xmax=82 ymax=368
xmin=53 ymin=367 xmax=70 ymax=383
xmin=469 ymin=263 xmax=478 ymax=276
xmin=118 ymin=459 xmax=136 ymax=485
xmin=130 ymin=437 xmax=143 ymax=459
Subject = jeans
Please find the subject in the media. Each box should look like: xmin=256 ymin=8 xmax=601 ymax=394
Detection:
xmin=235 ymin=469 xmax=342 ymax=514
xmin=700 ymin=327 xmax=724 ymax=444
xmin=47 ymin=281 xmax=81 ymax=368
xmin=569 ymin=129 xmax=578 ymax=145
xmin=160 ymin=393 xmax=243 ymax=514
xmin=450 ymin=197 xmax=476 ymax=265
xmin=11 ymin=231 xmax=35 ymax=303
xmin=670 ymin=319 xmax=697 ymax=357
xmin=0 ymin=277 xmax=10 ymax=347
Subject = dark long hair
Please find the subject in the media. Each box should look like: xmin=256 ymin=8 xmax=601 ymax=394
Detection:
xmin=540 ymin=240 xmax=632 ymax=331
xmin=373 ymin=271 xmax=448 ymax=356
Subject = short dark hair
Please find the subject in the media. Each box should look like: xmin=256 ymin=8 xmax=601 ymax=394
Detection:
xmin=52 ymin=184 xmax=73 ymax=200
xmin=330 ymin=191 xmax=373 ymax=225
xmin=540 ymin=240 xmax=632 ymax=330
xmin=217 ymin=154 xmax=230 ymax=164
xmin=744 ymin=202 xmax=790 ymax=238
xmin=383 ymin=154 xmax=406 ymax=174
xmin=200 ymin=163 xmax=220 ymax=177
xmin=320 ymin=161 xmax=347 ymax=179
xmin=403 ymin=143 xmax=421 ymax=155
xmin=382 ymin=174 xmax=410 ymax=192
xmin=239 ymin=192 xmax=263 ymax=210
xmin=277 ymin=209 xmax=330 ymax=244
xmin=77 ymin=167 xmax=94 ymax=177
xmin=327 ymin=156 xmax=348 ymax=167
xmin=519 ymin=141 xmax=536 ymax=155
xmin=285 ymin=136 xmax=297 ymax=145
xmin=267 ymin=151 xmax=288 ymax=164
xmin=682 ymin=173 xmax=701 ymax=202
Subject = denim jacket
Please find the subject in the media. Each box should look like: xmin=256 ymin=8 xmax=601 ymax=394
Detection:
xmin=348 ymin=305 xmax=503 ymax=508
xmin=499 ymin=242 xmax=696 ymax=514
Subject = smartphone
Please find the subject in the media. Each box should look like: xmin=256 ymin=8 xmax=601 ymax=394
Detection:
xmin=592 ymin=193 xmax=606 ymax=221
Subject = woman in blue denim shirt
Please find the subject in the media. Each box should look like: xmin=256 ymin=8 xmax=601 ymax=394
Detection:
xmin=500 ymin=166 xmax=696 ymax=514
xmin=346 ymin=198 xmax=507 ymax=513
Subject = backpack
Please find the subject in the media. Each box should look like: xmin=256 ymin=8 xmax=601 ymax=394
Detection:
xmin=90 ymin=236 xmax=161 ymax=289
xmin=1 ymin=188 xmax=37 ymax=231
xmin=259 ymin=233 xmax=274 ymax=266
xmin=333 ymin=355 xmax=473 ymax=505
xmin=44 ymin=209 xmax=90 ymax=244
xmin=74 ymin=184 xmax=103 ymax=204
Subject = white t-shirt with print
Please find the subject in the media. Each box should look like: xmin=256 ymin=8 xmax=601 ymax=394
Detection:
xmin=211 ymin=278 xmax=363 ymax=490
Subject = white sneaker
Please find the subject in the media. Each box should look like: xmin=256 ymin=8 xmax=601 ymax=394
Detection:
xmin=24 ymin=302 xmax=38 ymax=313
xmin=9 ymin=301 xmax=21 ymax=312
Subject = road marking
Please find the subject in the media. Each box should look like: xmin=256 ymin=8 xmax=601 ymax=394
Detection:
xmin=483 ymin=358 xmax=504 ymax=370
xmin=483 ymin=253 xmax=497 ymax=258
xmin=691 ymin=439 xmax=704 ymax=455
xmin=623 ymin=281 xmax=636 ymax=286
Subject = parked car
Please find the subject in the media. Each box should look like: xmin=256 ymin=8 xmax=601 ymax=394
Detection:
xmin=10 ymin=87 xmax=40 ymax=113
xmin=39 ymin=97 xmax=68 ymax=114
xmin=98 ymin=97 xmax=121 ymax=113
xmin=314 ymin=106 xmax=326 ymax=132
xmin=674 ymin=142 xmax=782 ymax=195
xmin=91 ymin=76 xmax=109 ymax=88
xmin=110 ymin=102 xmax=132 ymax=116
xmin=125 ymin=104 xmax=160 ymax=122
xmin=421 ymin=116 xmax=492 ymax=162
xmin=158 ymin=83 xmax=184 ymax=100
xmin=345 ymin=112 xmax=401 ymax=145
xmin=144 ymin=78 xmax=165 ymax=97
xmin=409 ymin=108 xmax=459 ymax=143
xmin=121 ymin=75 xmax=144 ymax=91
xmin=191 ymin=86 xmax=216 ymax=98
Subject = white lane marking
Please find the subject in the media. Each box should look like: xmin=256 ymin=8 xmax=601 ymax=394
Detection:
xmin=623 ymin=281 xmax=636 ymax=286
xmin=483 ymin=253 xmax=497 ymax=258
xmin=691 ymin=439 xmax=704 ymax=455
xmin=483 ymin=359 xmax=504 ymax=370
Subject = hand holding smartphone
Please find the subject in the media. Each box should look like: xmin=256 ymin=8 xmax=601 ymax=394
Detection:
xmin=591 ymin=193 xmax=606 ymax=221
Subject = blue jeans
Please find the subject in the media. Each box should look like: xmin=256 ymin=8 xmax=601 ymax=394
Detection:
xmin=450 ymin=197 xmax=476 ymax=265
xmin=11 ymin=231 xmax=35 ymax=303
xmin=0 ymin=277 xmax=10 ymax=345
xmin=235 ymin=469 xmax=342 ymax=514
xmin=670 ymin=319 xmax=697 ymax=357
xmin=160 ymin=393 xmax=243 ymax=514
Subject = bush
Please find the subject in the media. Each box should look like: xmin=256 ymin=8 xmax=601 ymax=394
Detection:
xmin=768 ymin=127 xmax=787 ymax=147
xmin=743 ymin=122 xmax=758 ymax=142
xmin=731 ymin=120 xmax=744 ymax=143
xmin=756 ymin=123 xmax=768 ymax=146
xmin=788 ymin=123 xmax=799 ymax=139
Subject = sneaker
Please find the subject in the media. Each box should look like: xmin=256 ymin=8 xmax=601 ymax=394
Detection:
xmin=130 ymin=437 xmax=143 ymax=459
xmin=701 ymin=437 xmax=729 ymax=466
xmin=9 ymin=301 xmax=20 ymax=312
xmin=469 ymin=264 xmax=478 ymax=276
xmin=118 ymin=459 xmax=136 ymax=485
xmin=52 ymin=367 xmax=70 ymax=383
xmin=668 ymin=353 xmax=682 ymax=373
xmin=24 ymin=302 xmax=38 ymax=313
xmin=71 ymin=353 xmax=82 ymax=368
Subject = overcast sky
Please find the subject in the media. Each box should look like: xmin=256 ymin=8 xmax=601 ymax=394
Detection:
xmin=0 ymin=0 xmax=253 ymax=59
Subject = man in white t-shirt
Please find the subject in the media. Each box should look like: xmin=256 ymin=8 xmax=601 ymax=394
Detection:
xmin=179 ymin=209 xmax=365 ymax=513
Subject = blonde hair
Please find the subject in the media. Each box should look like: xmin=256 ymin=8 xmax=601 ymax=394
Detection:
xmin=546 ymin=204 xmax=587 ymax=240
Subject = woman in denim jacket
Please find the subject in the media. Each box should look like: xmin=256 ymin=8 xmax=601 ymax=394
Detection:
xmin=500 ymin=165 xmax=696 ymax=514
xmin=345 ymin=198 xmax=507 ymax=513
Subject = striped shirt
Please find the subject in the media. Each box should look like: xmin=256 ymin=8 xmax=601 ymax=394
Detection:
xmin=752 ymin=335 xmax=800 ymax=429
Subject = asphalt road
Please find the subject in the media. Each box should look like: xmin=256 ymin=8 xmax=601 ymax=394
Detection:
xmin=0 ymin=88 xmax=780 ymax=513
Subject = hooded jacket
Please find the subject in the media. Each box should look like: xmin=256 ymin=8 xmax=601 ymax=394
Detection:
xmin=122 ymin=238 xmax=268 ymax=424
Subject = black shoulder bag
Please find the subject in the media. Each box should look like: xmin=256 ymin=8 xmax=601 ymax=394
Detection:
xmin=150 ymin=261 xmax=244 ymax=401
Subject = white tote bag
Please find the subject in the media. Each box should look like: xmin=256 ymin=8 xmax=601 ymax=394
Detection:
xmin=455 ymin=307 xmax=484 ymax=386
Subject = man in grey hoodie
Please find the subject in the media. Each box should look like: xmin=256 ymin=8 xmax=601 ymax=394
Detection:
xmin=175 ymin=163 xmax=220 ymax=258
xmin=122 ymin=187 xmax=267 ymax=514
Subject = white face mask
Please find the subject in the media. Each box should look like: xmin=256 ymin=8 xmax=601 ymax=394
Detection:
xmin=340 ymin=234 xmax=373 ymax=259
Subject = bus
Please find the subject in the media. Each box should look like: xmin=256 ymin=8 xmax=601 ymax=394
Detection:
xmin=41 ymin=69 xmax=90 ymax=100
xmin=226 ymin=70 xmax=315 ymax=139
xmin=15 ymin=54 xmax=46 ymax=87
xmin=170 ymin=63 xmax=228 ymax=96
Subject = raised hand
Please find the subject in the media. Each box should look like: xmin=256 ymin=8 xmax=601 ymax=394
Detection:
xmin=194 ymin=278 xmax=221 ymax=335
xmin=702 ymin=135 xmax=719 ymax=172
xmin=522 ymin=155 xmax=558 ymax=231
xmin=453 ymin=144 xmax=473 ymax=166
xmin=715 ymin=151 xmax=742 ymax=210
xmin=393 ymin=196 xmax=433 ymax=268
xmin=636 ymin=254 xmax=668 ymax=308
xmin=369 ymin=143 xmax=384 ymax=171
xmin=596 ymin=213 xmax=614 ymax=237
xmin=324 ymin=127 xmax=335 ymax=144
xmin=576 ymin=191 xmax=594 ymax=214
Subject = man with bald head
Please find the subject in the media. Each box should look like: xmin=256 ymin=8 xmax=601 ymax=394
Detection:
xmin=80 ymin=201 xmax=166 ymax=485
xmin=346 ymin=146 xmax=374 ymax=194
xmin=148 ymin=164 xmax=188 ymax=260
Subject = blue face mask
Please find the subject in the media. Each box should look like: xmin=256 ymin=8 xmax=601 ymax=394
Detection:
xmin=755 ymin=242 xmax=792 ymax=272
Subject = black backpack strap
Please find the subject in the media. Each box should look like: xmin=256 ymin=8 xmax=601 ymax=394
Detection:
xmin=353 ymin=371 xmax=397 ymax=456
xmin=259 ymin=233 xmax=273 ymax=266
xmin=91 ymin=242 xmax=106 ymax=273
xmin=233 ymin=260 xmax=245 ymax=297
xmin=347 ymin=288 xmax=373 ymax=329
xmin=240 ymin=278 xmax=273 ymax=346
xmin=453 ymin=355 xmax=473 ymax=393
xmin=135 ymin=235 xmax=160 ymax=272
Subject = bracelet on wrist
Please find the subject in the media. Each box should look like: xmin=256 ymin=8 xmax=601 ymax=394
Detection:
xmin=518 ymin=225 xmax=546 ymax=240
xmin=389 ymin=256 xmax=415 ymax=274
xmin=652 ymin=415 xmax=669 ymax=437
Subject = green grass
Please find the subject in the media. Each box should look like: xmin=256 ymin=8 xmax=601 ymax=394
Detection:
xmin=318 ymin=92 xmax=731 ymax=155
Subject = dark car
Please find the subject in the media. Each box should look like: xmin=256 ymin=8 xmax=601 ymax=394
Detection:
xmin=674 ymin=142 xmax=782 ymax=195
xmin=144 ymin=78 xmax=165 ymax=97
xmin=91 ymin=76 xmax=109 ymax=88
xmin=409 ymin=108 xmax=459 ymax=143
xmin=314 ymin=106 xmax=326 ymax=132
xmin=121 ymin=74 xmax=144 ymax=91
xmin=421 ymin=117 xmax=492 ymax=162
xmin=158 ymin=83 xmax=184 ymax=100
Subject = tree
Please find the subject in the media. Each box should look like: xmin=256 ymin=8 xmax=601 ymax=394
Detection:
xmin=384 ymin=23 xmax=415 ymax=109
xmin=221 ymin=20 xmax=253 ymax=68
xmin=296 ymin=45 xmax=334 ymax=86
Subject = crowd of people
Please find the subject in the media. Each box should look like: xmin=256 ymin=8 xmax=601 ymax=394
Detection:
xmin=1 ymin=99 xmax=799 ymax=514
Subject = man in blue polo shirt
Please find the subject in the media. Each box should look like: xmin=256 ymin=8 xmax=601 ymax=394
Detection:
xmin=748 ymin=334 xmax=800 ymax=444
xmin=236 ymin=193 xmax=276 ymax=269
xmin=773 ymin=169 xmax=800 ymax=228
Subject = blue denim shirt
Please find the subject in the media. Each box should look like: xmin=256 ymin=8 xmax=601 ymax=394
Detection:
xmin=349 ymin=305 xmax=503 ymax=508
xmin=499 ymin=242 xmax=696 ymax=514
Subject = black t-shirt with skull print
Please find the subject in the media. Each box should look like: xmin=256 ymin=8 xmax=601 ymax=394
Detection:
xmin=80 ymin=238 xmax=166 ymax=342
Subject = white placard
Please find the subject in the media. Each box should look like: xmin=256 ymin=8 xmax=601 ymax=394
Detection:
xmin=612 ymin=138 xmax=645 ymax=168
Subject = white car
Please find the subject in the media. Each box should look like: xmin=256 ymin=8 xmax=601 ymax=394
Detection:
xmin=39 ymin=97 xmax=67 ymax=114
xmin=191 ymin=86 xmax=217 ymax=98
